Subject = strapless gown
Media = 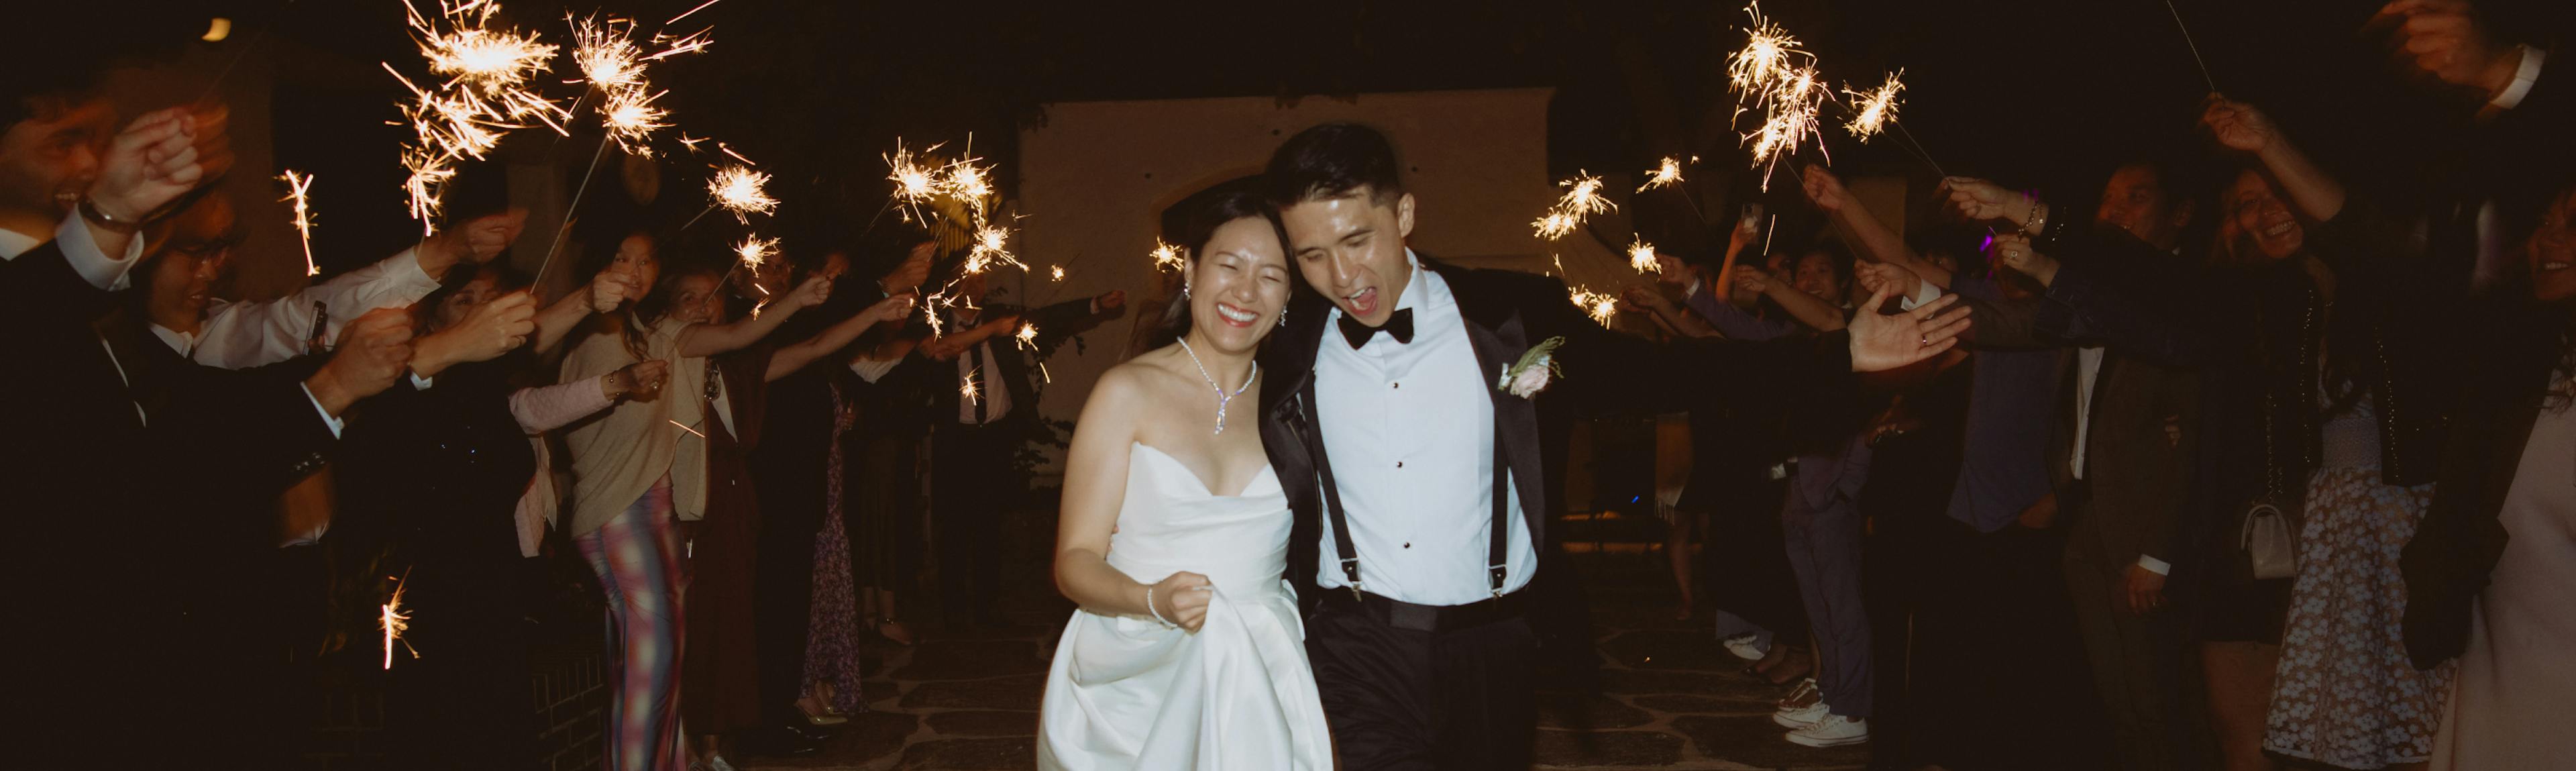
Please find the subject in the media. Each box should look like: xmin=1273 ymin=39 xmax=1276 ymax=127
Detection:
xmin=1036 ymin=443 xmax=1332 ymax=770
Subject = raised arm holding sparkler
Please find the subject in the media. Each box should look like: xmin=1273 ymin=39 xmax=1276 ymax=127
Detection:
xmin=763 ymin=292 xmax=918 ymax=382
xmin=1801 ymin=166 xmax=1952 ymax=289
xmin=674 ymin=272 xmax=830 ymax=358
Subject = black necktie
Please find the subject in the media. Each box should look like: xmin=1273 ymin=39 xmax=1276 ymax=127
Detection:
xmin=1338 ymin=308 xmax=1414 ymax=349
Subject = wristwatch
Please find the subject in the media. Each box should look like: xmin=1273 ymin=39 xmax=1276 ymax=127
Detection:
xmin=78 ymin=198 xmax=142 ymax=235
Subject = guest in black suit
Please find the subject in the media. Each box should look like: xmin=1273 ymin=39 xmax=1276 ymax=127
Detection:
xmin=1 ymin=92 xmax=421 ymax=763
xmin=919 ymin=270 xmax=1124 ymax=628
xmin=1252 ymin=123 xmax=1974 ymax=770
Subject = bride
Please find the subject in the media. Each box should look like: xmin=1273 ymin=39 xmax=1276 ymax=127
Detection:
xmin=1037 ymin=191 xmax=1331 ymax=770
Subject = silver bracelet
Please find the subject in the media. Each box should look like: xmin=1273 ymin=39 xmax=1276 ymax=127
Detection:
xmin=1144 ymin=586 xmax=1172 ymax=627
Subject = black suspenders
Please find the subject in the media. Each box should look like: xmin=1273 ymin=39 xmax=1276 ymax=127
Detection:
xmin=1299 ymin=378 xmax=1513 ymax=603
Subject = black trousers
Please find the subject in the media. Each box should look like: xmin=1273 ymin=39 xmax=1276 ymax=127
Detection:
xmin=1907 ymin=517 xmax=2112 ymax=770
xmin=756 ymin=491 xmax=823 ymax=727
xmin=1305 ymin=602 xmax=1539 ymax=770
xmin=931 ymin=421 xmax=1018 ymax=624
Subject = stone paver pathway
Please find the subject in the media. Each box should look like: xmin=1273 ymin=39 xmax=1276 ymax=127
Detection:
xmin=743 ymin=552 xmax=1865 ymax=770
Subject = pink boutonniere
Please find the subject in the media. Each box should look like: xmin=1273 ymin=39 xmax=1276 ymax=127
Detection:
xmin=1497 ymin=336 xmax=1566 ymax=399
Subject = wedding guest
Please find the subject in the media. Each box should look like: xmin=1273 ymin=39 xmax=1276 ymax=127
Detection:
xmin=2198 ymin=97 xmax=2456 ymax=770
xmin=333 ymin=260 xmax=621 ymax=769
xmin=0 ymin=80 xmax=421 ymax=762
xmin=845 ymin=332 xmax=933 ymax=647
xmin=2404 ymin=184 xmax=2576 ymax=770
xmin=138 ymin=192 xmax=527 ymax=370
xmin=757 ymin=244 xmax=943 ymax=737
xmin=558 ymin=230 xmax=833 ymax=771
xmin=922 ymin=270 xmax=1127 ymax=629
xmin=1620 ymin=231 xmax=1814 ymax=686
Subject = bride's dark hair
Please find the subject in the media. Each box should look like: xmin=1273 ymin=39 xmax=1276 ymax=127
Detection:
xmin=1151 ymin=191 xmax=1292 ymax=348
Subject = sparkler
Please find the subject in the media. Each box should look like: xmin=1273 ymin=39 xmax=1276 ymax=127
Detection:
xmin=2161 ymin=0 xmax=2218 ymax=92
xmin=388 ymin=0 xmax=568 ymax=236
xmin=966 ymin=224 xmax=1025 ymax=273
xmin=960 ymin=368 xmax=983 ymax=405
xmin=1627 ymin=236 xmax=1662 ymax=274
xmin=885 ymin=139 xmax=943 ymax=224
xmin=1725 ymin=1 xmax=1807 ymax=95
xmin=277 ymin=170 xmax=319 ymax=276
xmin=1150 ymin=239 xmax=1187 ymax=274
xmin=1841 ymin=71 xmax=1904 ymax=142
xmin=732 ymin=235 xmax=777 ymax=271
xmin=1638 ymin=156 xmax=1686 ymax=193
xmin=1014 ymin=321 xmax=1039 ymax=351
xmin=1568 ymin=285 xmax=1619 ymax=326
xmin=1051 ymin=265 xmax=1067 ymax=282
xmin=1741 ymin=65 xmax=1829 ymax=187
xmin=381 ymin=570 xmax=417 ymax=670
xmin=708 ymin=165 xmax=777 ymax=223
xmin=1532 ymin=171 xmax=1615 ymax=240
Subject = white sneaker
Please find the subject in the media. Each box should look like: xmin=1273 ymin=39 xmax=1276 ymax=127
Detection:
xmin=1772 ymin=699 xmax=1833 ymax=729
xmin=1773 ymin=677 xmax=1819 ymax=712
xmin=1723 ymin=633 xmax=1770 ymax=662
xmin=1784 ymin=715 xmax=1870 ymax=748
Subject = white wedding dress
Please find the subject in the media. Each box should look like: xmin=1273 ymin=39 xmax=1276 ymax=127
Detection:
xmin=1036 ymin=443 xmax=1332 ymax=770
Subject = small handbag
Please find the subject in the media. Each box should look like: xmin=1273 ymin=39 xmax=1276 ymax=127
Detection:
xmin=2239 ymin=501 xmax=2298 ymax=580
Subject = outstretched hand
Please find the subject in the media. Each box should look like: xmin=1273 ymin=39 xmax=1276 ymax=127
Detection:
xmin=1847 ymin=289 xmax=1972 ymax=372
xmin=1854 ymin=261 xmax=1923 ymax=301
xmin=306 ymin=307 xmax=415 ymax=415
xmin=2375 ymin=0 xmax=2526 ymax=98
xmin=89 ymin=105 xmax=233 ymax=225
xmin=2200 ymin=95 xmax=2279 ymax=154
xmin=1800 ymin=166 xmax=1849 ymax=213
xmin=1937 ymin=177 xmax=2029 ymax=226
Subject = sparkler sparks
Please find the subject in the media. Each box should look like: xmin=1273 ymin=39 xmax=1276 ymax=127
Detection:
xmin=885 ymin=139 xmax=943 ymax=223
xmin=960 ymin=368 xmax=983 ymax=405
xmin=1532 ymin=171 xmax=1616 ymax=240
xmin=1149 ymin=239 xmax=1187 ymax=274
xmin=1568 ymin=285 xmax=1619 ymax=326
xmin=1627 ymin=236 xmax=1662 ymax=274
xmin=381 ymin=571 xmax=417 ymax=670
xmin=389 ymin=0 xmax=567 ymax=235
xmin=1841 ymin=71 xmax=1904 ymax=142
xmin=732 ymin=234 xmax=777 ymax=270
xmin=1725 ymin=1 xmax=1809 ymax=95
xmin=278 ymin=170 xmax=319 ymax=276
xmin=567 ymin=13 xmax=694 ymax=156
xmin=1050 ymin=265 xmax=1066 ymax=282
xmin=1638 ymin=156 xmax=1686 ymax=192
xmin=1014 ymin=322 xmax=1038 ymax=350
xmin=708 ymin=164 xmax=777 ymax=223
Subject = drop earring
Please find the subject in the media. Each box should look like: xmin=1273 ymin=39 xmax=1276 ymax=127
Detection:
xmin=1277 ymin=308 xmax=1288 ymax=328
xmin=1181 ymin=283 xmax=1191 ymax=299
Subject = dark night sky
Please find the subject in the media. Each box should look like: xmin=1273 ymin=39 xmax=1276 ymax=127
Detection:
xmin=61 ymin=0 xmax=2576 ymax=270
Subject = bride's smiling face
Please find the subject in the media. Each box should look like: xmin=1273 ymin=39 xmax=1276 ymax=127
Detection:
xmin=1187 ymin=216 xmax=1293 ymax=354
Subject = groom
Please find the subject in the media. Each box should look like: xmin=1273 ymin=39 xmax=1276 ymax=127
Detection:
xmin=1255 ymin=123 xmax=1971 ymax=769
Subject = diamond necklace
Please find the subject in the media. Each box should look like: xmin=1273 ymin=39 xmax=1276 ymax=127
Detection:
xmin=1176 ymin=338 xmax=1256 ymax=434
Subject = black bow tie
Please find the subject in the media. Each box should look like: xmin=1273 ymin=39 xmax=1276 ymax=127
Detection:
xmin=1338 ymin=308 xmax=1414 ymax=349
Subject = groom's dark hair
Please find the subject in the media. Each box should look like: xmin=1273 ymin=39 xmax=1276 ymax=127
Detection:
xmin=1265 ymin=123 xmax=1405 ymax=207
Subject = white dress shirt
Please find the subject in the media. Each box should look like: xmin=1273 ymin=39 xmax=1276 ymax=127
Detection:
xmin=3 ymin=211 xmax=347 ymax=440
xmin=184 ymin=247 xmax=442 ymax=368
xmin=1313 ymin=251 xmax=1538 ymax=607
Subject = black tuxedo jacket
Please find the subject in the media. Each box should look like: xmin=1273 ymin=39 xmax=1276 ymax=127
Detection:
xmin=3 ymin=239 xmax=341 ymax=759
xmin=1256 ymin=255 xmax=1865 ymax=680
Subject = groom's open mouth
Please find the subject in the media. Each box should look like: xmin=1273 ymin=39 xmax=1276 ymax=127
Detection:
xmin=1342 ymin=287 xmax=1379 ymax=319
xmin=1214 ymin=301 xmax=1259 ymax=327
